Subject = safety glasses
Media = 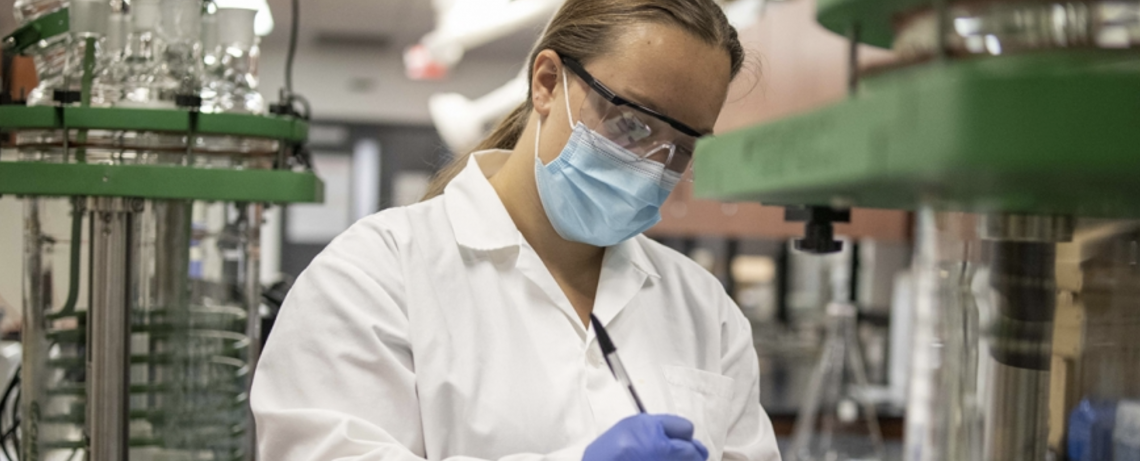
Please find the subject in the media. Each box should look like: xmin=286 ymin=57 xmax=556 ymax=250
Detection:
xmin=562 ymin=56 xmax=704 ymax=179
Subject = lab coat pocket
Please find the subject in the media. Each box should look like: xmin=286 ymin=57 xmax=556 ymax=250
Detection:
xmin=664 ymin=366 xmax=735 ymax=461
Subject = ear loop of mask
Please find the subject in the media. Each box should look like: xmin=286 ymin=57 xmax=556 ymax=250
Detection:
xmin=535 ymin=67 xmax=579 ymax=164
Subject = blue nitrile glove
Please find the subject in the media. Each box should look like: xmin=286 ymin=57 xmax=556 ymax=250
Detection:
xmin=583 ymin=414 xmax=709 ymax=461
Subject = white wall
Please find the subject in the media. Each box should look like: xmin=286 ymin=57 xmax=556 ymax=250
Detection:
xmin=257 ymin=44 xmax=528 ymax=124
xmin=0 ymin=197 xmax=22 ymax=321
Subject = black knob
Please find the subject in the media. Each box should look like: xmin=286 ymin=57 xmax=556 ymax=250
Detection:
xmin=785 ymin=206 xmax=851 ymax=255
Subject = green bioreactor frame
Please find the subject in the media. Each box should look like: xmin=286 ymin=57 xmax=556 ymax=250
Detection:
xmin=0 ymin=105 xmax=323 ymax=203
xmin=693 ymin=51 xmax=1140 ymax=219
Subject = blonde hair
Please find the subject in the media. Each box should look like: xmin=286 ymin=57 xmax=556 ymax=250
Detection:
xmin=421 ymin=0 xmax=746 ymax=200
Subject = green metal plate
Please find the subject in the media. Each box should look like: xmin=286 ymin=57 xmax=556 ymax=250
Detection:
xmin=67 ymin=106 xmax=189 ymax=131
xmin=0 ymin=105 xmax=58 ymax=128
xmin=290 ymin=118 xmax=309 ymax=143
xmin=0 ymin=106 xmax=309 ymax=142
xmin=0 ymin=162 xmax=324 ymax=203
xmin=817 ymin=0 xmax=917 ymax=48
xmin=693 ymin=51 xmax=1140 ymax=219
xmin=198 ymin=113 xmax=301 ymax=141
xmin=4 ymin=8 xmax=69 ymax=55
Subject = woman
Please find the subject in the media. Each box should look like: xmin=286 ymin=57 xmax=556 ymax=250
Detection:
xmin=251 ymin=1 xmax=781 ymax=460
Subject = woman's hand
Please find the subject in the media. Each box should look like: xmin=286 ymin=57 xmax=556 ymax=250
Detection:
xmin=583 ymin=414 xmax=709 ymax=461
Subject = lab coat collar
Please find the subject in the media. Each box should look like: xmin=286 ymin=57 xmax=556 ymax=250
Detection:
xmin=443 ymin=150 xmax=521 ymax=252
xmin=444 ymin=149 xmax=662 ymax=339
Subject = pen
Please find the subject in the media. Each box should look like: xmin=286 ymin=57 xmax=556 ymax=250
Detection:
xmin=589 ymin=314 xmax=647 ymax=413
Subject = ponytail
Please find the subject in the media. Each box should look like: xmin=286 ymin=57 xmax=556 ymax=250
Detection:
xmin=421 ymin=101 xmax=532 ymax=201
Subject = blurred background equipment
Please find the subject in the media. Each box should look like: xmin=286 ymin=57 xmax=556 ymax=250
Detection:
xmin=694 ymin=0 xmax=1140 ymax=458
xmin=1 ymin=0 xmax=320 ymax=458
xmin=790 ymin=302 xmax=884 ymax=461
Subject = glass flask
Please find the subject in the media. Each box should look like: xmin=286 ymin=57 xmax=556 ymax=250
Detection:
xmin=791 ymin=302 xmax=885 ymax=461
xmin=115 ymin=0 xmax=178 ymax=108
xmin=200 ymin=7 xmax=264 ymax=114
xmin=200 ymin=1 xmax=219 ymax=69
xmin=159 ymin=0 xmax=204 ymax=100
xmin=15 ymin=0 xmax=115 ymax=168
xmin=14 ymin=0 xmax=69 ymax=106
xmin=904 ymin=208 xmax=1140 ymax=461
xmin=59 ymin=0 xmax=112 ymax=105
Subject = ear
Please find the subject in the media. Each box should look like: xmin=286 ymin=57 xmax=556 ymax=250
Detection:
xmin=530 ymin=49 xmax=563 ymax=120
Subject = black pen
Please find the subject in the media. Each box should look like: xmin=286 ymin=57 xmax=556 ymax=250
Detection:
xmin=589 ymin=314 xmax=647 ymax=413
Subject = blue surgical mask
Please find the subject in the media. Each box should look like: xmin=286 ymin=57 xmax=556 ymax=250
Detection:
xmin=533 ymin=71 xmax=682 ymax=247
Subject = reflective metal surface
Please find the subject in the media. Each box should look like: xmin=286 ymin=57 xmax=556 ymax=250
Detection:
xmin=87 ymin=197 xmax=137 ymax=461
xmin=894 ymin=1 xmax=1140 ymax=60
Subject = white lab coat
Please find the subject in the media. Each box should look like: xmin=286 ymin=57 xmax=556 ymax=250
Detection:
xmin=251 ymin=150 xmax=781 ymax=461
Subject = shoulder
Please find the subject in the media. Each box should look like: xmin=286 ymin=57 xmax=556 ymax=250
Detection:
xmin=308 ymin=197 xmax=449 ymax=275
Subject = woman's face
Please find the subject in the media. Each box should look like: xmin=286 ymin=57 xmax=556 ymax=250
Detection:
xmin=537 ymin=22 xmax=734 ymax=167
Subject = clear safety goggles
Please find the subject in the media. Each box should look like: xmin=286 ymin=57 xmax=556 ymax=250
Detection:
xmin=562 ymin=56 xmax=704 ymax=181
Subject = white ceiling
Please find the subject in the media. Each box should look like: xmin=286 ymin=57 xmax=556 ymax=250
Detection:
xmin=261 ymin=0 xmax=538 ymax=60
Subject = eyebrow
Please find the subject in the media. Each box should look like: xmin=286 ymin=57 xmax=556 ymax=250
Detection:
xmin=621 ymin=88 xmax=715 ymax=136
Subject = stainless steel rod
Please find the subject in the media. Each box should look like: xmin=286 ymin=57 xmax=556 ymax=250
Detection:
xmin=87 ymin=197 xmax=134 ymax=461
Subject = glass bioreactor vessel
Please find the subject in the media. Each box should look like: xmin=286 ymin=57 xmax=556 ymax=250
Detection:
xmin=1 ymin=0 xmax=322 ymax=459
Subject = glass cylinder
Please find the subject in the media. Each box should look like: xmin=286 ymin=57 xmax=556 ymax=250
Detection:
xmin=201 ymin=7 xmax=264 ymax=115
xmin=159 ymin=0 xmax=203 ymax=99
xmin=14 ymin=0 xmax=69 ymax=106
xmin=115 ymin=0 xmax=177 ymax=108
xmin=905 ymin=207 xmax=1140 ymax=460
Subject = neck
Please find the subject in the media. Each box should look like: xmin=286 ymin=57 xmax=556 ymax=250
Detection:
xmin=488 ymin=116 xmax=605 ymax=274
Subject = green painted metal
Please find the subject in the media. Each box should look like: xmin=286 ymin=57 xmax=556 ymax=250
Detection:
xmin=0 ymin=106 xmax=309 ymax=142
xmin=197 ymin=113 xmax=297 ymax=140
xmin=817 ymin=0 xmax=917 ymax=48
xmin=66 ymin=106 xmax=190 ymax=131
xmin=291 ymin=118 xmax=310 ymax=143
xmin=4 ymin=8 xmax=69 ymax=55
xmin=0 ymin=105 xmax=58 ymax=128
xmin=693 ymin=51 xmax=1140 ymax=218
xmin=0 ymin=162 xmax=324 ymax=203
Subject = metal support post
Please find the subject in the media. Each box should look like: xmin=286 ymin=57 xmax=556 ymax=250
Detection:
xmin=87 ymin=197 xmax=139 ymax=460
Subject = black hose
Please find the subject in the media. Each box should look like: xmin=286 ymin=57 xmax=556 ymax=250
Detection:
xmin=284 ymin=0 xmax=299 ymax=99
